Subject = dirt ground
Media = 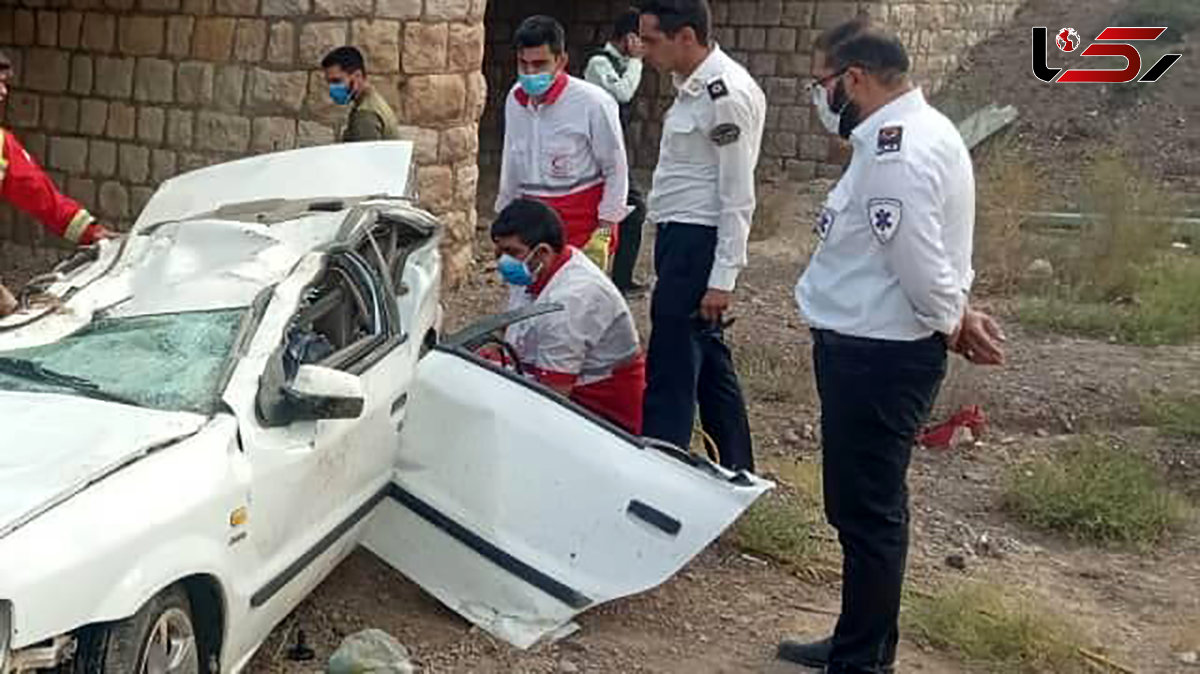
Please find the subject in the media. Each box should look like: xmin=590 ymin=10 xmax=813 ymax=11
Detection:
xmin=245 ymin=1 xmax=1197 ymax=671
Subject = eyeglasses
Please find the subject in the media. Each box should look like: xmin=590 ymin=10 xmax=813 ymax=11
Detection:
xmin=806 ymin=67 xmax=848 ymax=93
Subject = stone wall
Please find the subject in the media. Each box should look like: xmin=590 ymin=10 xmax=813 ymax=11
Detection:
xmin=481 ymin=0 xmax=1024 ymax=181
xmin=0 ymin=0 xmax=487 ymax=282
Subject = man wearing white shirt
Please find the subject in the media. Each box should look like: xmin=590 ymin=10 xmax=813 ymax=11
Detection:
xmin=637 ymin=0 xmax=765 ymax=471
xmin=780 ymin=20 xmax=1005 ymax=674
xmin=496 ymin=15 xmax=629 ymax=270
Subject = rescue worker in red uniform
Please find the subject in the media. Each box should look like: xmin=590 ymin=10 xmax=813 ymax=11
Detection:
xmin=0 ymin=51 xmax=114 ymax=317
xmin=491 ymin=198 xmax=645 ymax=434
xmin=495 ymin=16 xmax=629 ymax=271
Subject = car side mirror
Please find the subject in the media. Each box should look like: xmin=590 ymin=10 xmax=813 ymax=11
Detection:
xmin=282 ymin=365 xmax=365 ymax=421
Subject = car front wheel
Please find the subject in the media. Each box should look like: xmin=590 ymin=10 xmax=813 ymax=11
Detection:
xmin=72 ymin=585 xmax=201 ymax=674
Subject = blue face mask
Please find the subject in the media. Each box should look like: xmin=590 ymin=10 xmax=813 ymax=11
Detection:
xmin=518 ymin=72 xmax=555 ymax=97
xmin=497 ymin=250 xmax=541 ymax=287
xmin=329 ymin=81 xmax=353 ymax=105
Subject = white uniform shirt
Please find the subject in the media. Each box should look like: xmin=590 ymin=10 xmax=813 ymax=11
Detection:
xmin=505 ymin=248 xmax=640 ymax=384
xmin=495 ymin=76 xmax=629 ymax=224
xmin=796 ymin=88 xmax=975 ymax=340
xmin=647 ymin=45 xmax=766 ymax=291
xmin=584 ymin=43 xmax=644 ymax=104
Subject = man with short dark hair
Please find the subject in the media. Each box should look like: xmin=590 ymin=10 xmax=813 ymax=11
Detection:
xmin=321 ymin=46 xmax=401 ymax=142
xmin=491 ymin=198 xmax=645 ymax=433
xmin=0 ymin=50 xmax=115 ymax=318
xmin=778 ymin=20 xmax=1005 ymax=674
xmin=636 ymin=0 xmax=764 ymax=471
xmin=495 ymin=16 xmax=629 ymax=271
xmin=585 ymin=8 xmax=650 ymax=297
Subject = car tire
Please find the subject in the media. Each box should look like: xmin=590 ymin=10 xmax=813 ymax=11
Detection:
xmin=70 ymin=585 xmax=202 ymax=674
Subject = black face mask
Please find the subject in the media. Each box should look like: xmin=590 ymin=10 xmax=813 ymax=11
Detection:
xmin=831 ymin=78 xmax=861 ymax=139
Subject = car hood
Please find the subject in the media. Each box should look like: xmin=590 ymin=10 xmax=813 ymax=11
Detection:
xmin=134 ymin=141 xmax=415 ymax=230
xmin=0 ymin=392 xmax=208 ymax=539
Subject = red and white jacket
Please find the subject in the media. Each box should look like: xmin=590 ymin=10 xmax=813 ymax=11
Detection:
xmin=0 ymin=128 xmax=101 ymax=245
xmin=495 ymin=74 xmax=629 ymax=248
xmin=505 ymin=247 xmax=645 ymax=434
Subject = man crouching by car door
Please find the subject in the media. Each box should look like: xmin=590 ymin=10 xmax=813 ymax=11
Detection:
xmin=489 ymin=198 xmax=646 ymax=435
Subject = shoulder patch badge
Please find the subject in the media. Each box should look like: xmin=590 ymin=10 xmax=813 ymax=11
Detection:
xmin=867 ymin=198 xmax=903 ymax=244
xmin=710 ymin=123 xmax=741 ymax=146
xmin=877 ymin=125 xmax=903 ymax=155
xmin=706 ymin=79 xmax=729 ymax=100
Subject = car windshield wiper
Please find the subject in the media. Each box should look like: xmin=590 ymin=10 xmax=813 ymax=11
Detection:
xmin=0 ymin=356 xmax=141 ymax=407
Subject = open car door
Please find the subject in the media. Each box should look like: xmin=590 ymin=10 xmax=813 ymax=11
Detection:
xmin=362 ymin=342 xmax=772 ymax=649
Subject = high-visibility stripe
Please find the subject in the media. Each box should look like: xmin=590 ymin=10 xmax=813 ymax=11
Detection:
xmin=0 ymin=128 xmax=7 ymax=183
xmin=64 ymin=209 xmax=94 ymax=243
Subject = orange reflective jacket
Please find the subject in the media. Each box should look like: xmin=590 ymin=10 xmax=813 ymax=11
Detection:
xmin=0 ymin=128 xmax=99 ymax=245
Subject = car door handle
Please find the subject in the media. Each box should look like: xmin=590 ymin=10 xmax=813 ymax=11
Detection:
xmin=391 ymin=393 xmax=408 ymax=415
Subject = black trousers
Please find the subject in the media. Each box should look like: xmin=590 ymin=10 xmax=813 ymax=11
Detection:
xmin=642 ymin=222 xmax=754 ymax=471
xmin=813 ymin=329 xmax=946 ymax=672
xmin=611 ymin=186 xmax=646 ymax=291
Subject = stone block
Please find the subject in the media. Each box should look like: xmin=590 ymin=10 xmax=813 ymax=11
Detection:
xmin=377 ymin=0 xmax=420 ymax=20
xmin=49 ymin=136 xmax=89 ymax=173
xmin=417 ymin=165 xmax=453 ymax=212
xmin=178 ymin=152 xmax=212 ymax=173
xmin=767 ymin=27 xmax=797 ymax=52
xmin=12 ymin=11 xmax=34 ymax=47
xmin=37 ymin=10 xmax=58 ymax=46
xmin=234 ymin=19 xmax=267 ymax=63
xmin=167 ymin=109 xmax=194 ymax=148
xmin=59 ymin=12 xmax=84 ymax=49
xmin=751 ymin=52 xmax=778 ymax=76
xmin=251 ymin=116 xmax=297 ymax=151
xmin=764 ymin=76 xmax=797 ymax=104
xmin=195 ymin=111 xmax=251 ymax=152
xmin=447 ymin=23 xmax=484 ymax=72
xmin=166 ymin=16 xmax=195 ymax=59
xmin=393 ymin=126 xmax=438 ymax=165
xmin=7 ymin=92 xmax=41 ymax=129
xmin=176 ymin=61 xmax=215 ymax=105
xmin=214 ymin=0 xmax=257 ymax=14
xmin=213 ymin=65 xmax=246 ymax=112
xmin=267 ymin=22 xmax=295 ymax=65
xmin=465 ymin=70 xmax=486 ymax=120
xmin=303 ymin=71 xmax=342 ymax=125
xmin=66 ymin=177 xmax=97 ymax=210
xmin=135 ymin=59 xmax=175 ymax=103
xmin=107 ymin=102 xmax=137 ymax=139
xmin=738 ymin=27 xmax=766 ymax=51
xmin=182 ymin=0 xmax=214 ymax=14
xmin=729 ymin=1 xmax=757 ymax=26
xmin=778 ymin=52 xmax=812 ymax=77
xmin=815 ymin=2 xmax=859 ymax=29
xmin=263 ymin=0 xmax=311 ymax=15
xmin=79 ymin=99 xmax=108 ymax=136
xmin=403 ymin=74 xmax=466 ymax=125
xmin=426 ymin=0 xmax=470 ymax=21
xmin=138 ymin=107 xmax=165 ymax=143
xmin=82 ymin=12 xmax=116 ymax=52
xmin=142 ymin=0 xmax=183 ymax=10
xmin=352 ymin=19 xmax=401 ymax=73
xmin=784 ymin=158 xmax=817 ymax=181
xmin=119 ymin=15 xmax=164 ymax=56
xmin=107 ymin=0 xmax=138 ymax=11
xmin=192 ymin=17 xmax=235 ymax=61
xmin=99 ymin=181 xmax=129 ymax=219
xmin=763 ymin=130 xmax=797 ymax=157
xmin=118 ymin=143 xmax=151 ymax=183
xmin=296 ymin=120 xmax=335 ymax=147
xmin=798 ymin=132 xmax=825 ymax=160
xmin=131 ymin=186 xmax=155 ymax=218
xmin=89 ymin=139 xmax=117 ymax=177
xmin=248 ymin=69 xmax=308 ymax=114
xmin=402 ymin=22 xmax=448 ymax=74
xmin=454 ymin=162 xmax=478 ymax=205
xmin=42 ymin=97 xmax=80 ymax=133
xmin=300 ymin=21 xmax=349 ymax=66
xmin=313 ymin=0 xmax=372 ymax=18
xmin=759 ymin=0 xmax=784 ymax=24
xmin=151 ymin=149 xmax=177 ymax=184
xmin=95 ymin=57 xmax=135 ymax=99
xmin=25 ymin=49 xmax=71 ymax=93
xmin=779 ymin=104 xmax=810 ymax=134
xmin=21 ymin=133 xmax=47 ymax=164
xmin=70 ymin=54 xmax=93 ymax=95
xmin=439 ymin=124 xmax=476 ymax=163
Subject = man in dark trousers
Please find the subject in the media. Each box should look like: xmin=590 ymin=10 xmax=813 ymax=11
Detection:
xmin=585 ymin=9 xmax=649 ymax=296
xmin=779 ymin=19 xmax=1006 ymax=673
xmin=637 ymin=0 xmax=765 ymax=472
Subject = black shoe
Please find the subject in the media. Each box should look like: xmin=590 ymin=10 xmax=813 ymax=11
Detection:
xmin=776 ymin=637 xmax=832 ymax=668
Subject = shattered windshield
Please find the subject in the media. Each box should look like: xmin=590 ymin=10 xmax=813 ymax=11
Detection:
xmin=0 ymin=309 xmax=247 ymax=414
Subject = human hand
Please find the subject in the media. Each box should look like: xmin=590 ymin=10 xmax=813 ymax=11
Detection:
xmin=89 ymin=223 xmax=120 ymax=242
xmin=949 ymin=309 xmax=1006 ymax=366
xmin=0 ymin=283 xmax=16 ymax=318
xmin=699 ymin=288 xmax=733 ymax=323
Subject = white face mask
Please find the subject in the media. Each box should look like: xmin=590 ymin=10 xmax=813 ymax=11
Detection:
xmin=811 ymin=83 xmax=841 ymax=135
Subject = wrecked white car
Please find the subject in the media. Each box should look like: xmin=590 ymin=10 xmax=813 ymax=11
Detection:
xmin=0 ymin=142 xmax=771 ymax=673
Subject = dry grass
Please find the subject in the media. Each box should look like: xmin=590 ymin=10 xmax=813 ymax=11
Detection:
xmin=974 ymin=141 xmax=1042 ymax=294
xmin=729 ymin=459 xmax=833 ymax=570
xmin=732 ymin=340 xmax=814 ymax=405
xmin=1003 ymin=437 xmax=1191 ymax=547
xmin=1142 ymin=393 xmax=1200 ymax=440
xmin=903 ymin=582 xmax=1090 ymax=673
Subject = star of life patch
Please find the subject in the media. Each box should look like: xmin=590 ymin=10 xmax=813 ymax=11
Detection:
xmin=710 ymin=123 xmax=741 ymax=146
xmin=867 ymin=198 xmax=902 ymax=244
xmin=815 ymin=207 xmax=836 ymax=240
xmin=706 ymin=79 xmax=729 ymax=100
xmin=877 ymin=125 xmax=903 ymax=155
